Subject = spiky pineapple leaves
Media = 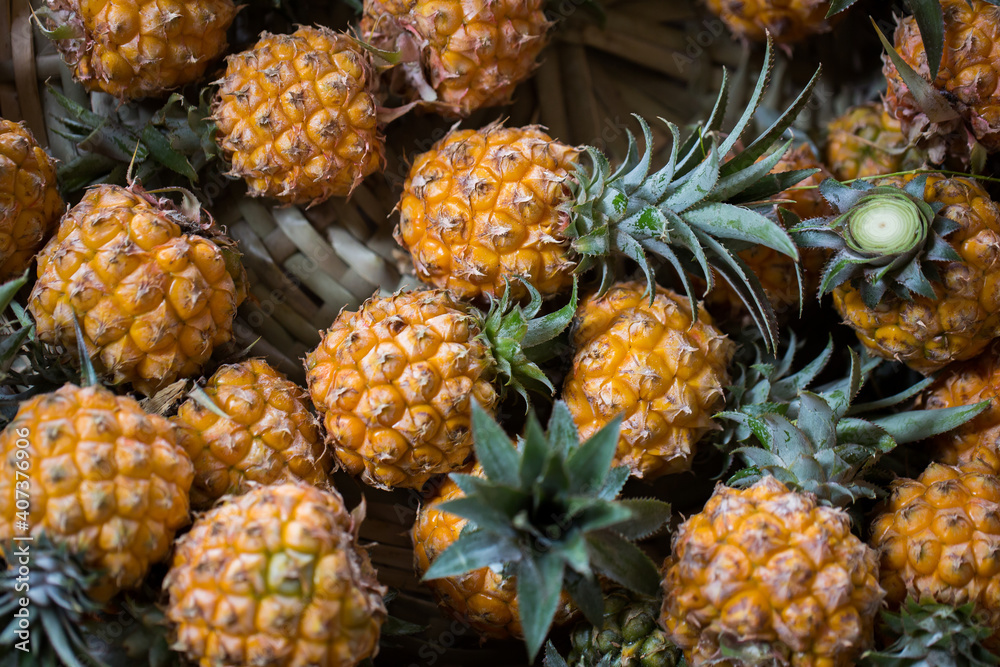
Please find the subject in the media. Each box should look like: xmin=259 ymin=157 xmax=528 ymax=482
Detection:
xmin=422 ymin=401 xmax=670 ymax=661
xmin=564 ymin=36 xmax=820 ymax=352
xmin=791 ymin=176 xmax=960 ymax=309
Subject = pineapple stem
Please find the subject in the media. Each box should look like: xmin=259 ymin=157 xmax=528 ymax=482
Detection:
xmin=845 ymin=192 xmax=926 ymax=255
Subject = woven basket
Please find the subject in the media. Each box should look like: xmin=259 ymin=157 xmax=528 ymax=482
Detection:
xmin=0 ymin=1 xmax=831 ymax=664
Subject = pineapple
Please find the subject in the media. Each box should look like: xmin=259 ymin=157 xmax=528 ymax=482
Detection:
xmin=212 ymin=26 xmax=384 ymax=207
xmin=704 ymin=0 xmax=837 ymax=43
xmin=882 ymin=0 xmax=1000 ymax=165
xmin=562 ymin=281 xmax=734 ymax=480
xmin=824 ymin=102 xmax=925 ymax=181
xmin=0 ymin=383 xmax=194 ymax=601
xmin=870 ymin=451 xmax=1000 ymax=649
xmin=0 ymin=119 xmax=62 ymax=281
xmin=361 ymin=0 xmax=552 ymax=117
xmin=411 ymin=464 xmax=576 ymax=640
xmin=27 ymin=183 xmax=247 ymax=396
xmin=304 ymin=285 xmax=575 ymax=490
xmin=416 ymin=401 xmax=671 ymax=659
xmin=793 ymin=174 xmax=1000 ymax=374
xmin=164 ymin=483 xmax=387 ymax=667
xmin=396 ymin=44 xmax=820 ymax=348
xmin=863 ymin=599 xmax=1000 ymax=664
xmin=43 ymin=0 xmax=237 ymax=100
xmin=660 ymin=349 xmax=984 ymax=666
xmin=567 ymin=589 xmax=683 ymax=667
xmin=171 ymin=358 xmax=332 ymax=509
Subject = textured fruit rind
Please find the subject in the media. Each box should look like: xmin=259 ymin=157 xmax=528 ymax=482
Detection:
xmin=165 ymin=483 xmax=387 ymax=667
xmin=412 ymin=466 xmax=575 ymax=639
xmin=172 ymin=358 xmax=332 ymax=508
xmin=0 ymin=119 xmax=62 ymax=280
xmin=361 ymin=0 xmax=551 ymax=116
xmin=661 ymin=476 xmax=884 ymax=666
xmin=0 ymin=384 xmax=194 ymax=601
xmin=824 ymin=103 xmax=924 ymax=181
xmin=832 ymin=174 xmax=1000 ymax=374
xmin=305 ymin=290 xmax=498 ymax=490
xmin=213 ymin=26 xmax=384 ymax=206
xmin=396 ymin=123 xmax=579 ymax=303
xmin=46 ymin=0 xmax=236 ymax=100
xmin=28 ymin=184 xmax=246 ymax=396
xmin=563 ymin=282 xmax=733 ymax=480
xmin=704 ymin=0 xmax=835 ymax=44
xmin=870 ymin=456 xmax=1000 ymax=648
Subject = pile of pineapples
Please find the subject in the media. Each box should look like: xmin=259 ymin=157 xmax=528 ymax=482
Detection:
xmin=7 ymin=0 xmax=1000 ymax=665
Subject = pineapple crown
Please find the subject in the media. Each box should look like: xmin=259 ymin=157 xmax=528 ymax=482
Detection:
xmin=0 ymin=535 xmax=105 ymax=667
xmin=422 ymin=401 xmax=671 ymax=661
xmin=477 ymin=280 xmax=577 ymax=402
xmin=862 ymin=599 xmax=1000 ymax=666
xmin=563 ymin=37 xmax=820 ymax=350
xmin=718 ymin=345 xmax=989 ymax=507
xmin=791 ymin=176 xmax=960 ymax=308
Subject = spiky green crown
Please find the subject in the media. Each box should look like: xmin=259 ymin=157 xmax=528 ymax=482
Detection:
xmin=862 ymin=599 xmax=999 ymax=666
xmin=718 ymin=346 xmax=988 ymax=507
xmin=563 ymin=38 xmax=820 ymax=350
xmin=422 ymin=401 xmax=671 ymax=661
xmin=791 ymin=176 xmax=960 ymax=308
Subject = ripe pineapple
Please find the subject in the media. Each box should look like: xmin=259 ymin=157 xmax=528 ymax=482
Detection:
xmin=793 ymin=174 xmax=1000 ymax=374
xmin=824 ymin=102 xmax=925 ymax=181
xmin=0 ymin=120 xmax=62 ymax=281
xmin=0 ymin=384 xmax=194 ymax=601
xmin=28 ymin=183 xmax=247 ymax=396
xmin=870 ymin=452 xmax=1000 ymax=648
xmin=212 ymin=26 xmax=384 ymax=207
xmin=44 ymin=0 xmax=237 ymax=100
xmin=305 ymin=286 xmax=575 ymax=490
xmin=704 ymin=0 xmax=836 ymax=43
xmin=396 ymin=47 xmax=819 ymax=348
xmin=883 ymin=0 xmax=1000 ymax=165
xmin=395 ymin=123 xmax=579 ymax=303
xmin=416 ymin=401 xmax=670 ymax=658
xmin=164 ymin=483 xmax=387 ymax=667
xmin=361 ymin=0 xmax=551 ymax=117
xmin=568 ymin=589 xmax=683 ymax=667
xmin=704 ymin=143 xmax=834 ymax=323
xmin=171 ymin=358 xmax=332 ymax=509
xmin=562 ymin=281 xmax=734 ymax=480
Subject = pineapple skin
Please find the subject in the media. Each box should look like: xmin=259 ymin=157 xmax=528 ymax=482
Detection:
xmin=883 ymin=0 xmax=1000 ymax=163
xmin=412 ymin=465 xmax=575 ymax=639
xmin=28 ymin=184 xmax=247 ymax=396
xmin=562 ymin=282 xmax=733 ymax=480
xmin=395 ymin=123 xmax=578 ymax=304
xmin=0 ymin=119 xmax=62 ymax=280
xmin=661 ymin=476 xmax=884 ymax=666
xmin=832 ymin=174 xmax=1000 ymax=374
xmin=824 ymin=103 xmax=924 ymax=181
xmin=305 ymin=290 xmax=498 ymax=490
xmin=704 ymin=0 xmax=835 ymax=44
xmin=46 ymin=0 xmax=236 ymax=100
xmin=870 ymin=451 xmax=1000 ymax=648
xmin=172 ymin=358 xmax=333 ymax=509
xmin=212 ymin=27 xmax=384 ymax=207
xmin=361 ymin=0 xmax=551 ymax=117
xmin=165 ymin=483 xmax=387 ymax=667
xmin=0 ymin=384 xmax=194 ymax=602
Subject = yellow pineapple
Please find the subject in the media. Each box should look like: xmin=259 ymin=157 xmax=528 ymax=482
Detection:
xmin=164 ymin=482 xmax=387 ymax=667
xmin=171 ymin=358 xmax=332 ymax=509
xmin=562 ymin=281 xmax=733 ymax=480
xmin=704 ymin=0 xmax=836 ymax=43
xmin=824 ymin=103 xmax=925 ymax=181
xmin=361 ymin=0 xmax=552 ymax=117
xmin=44 ymin=0 xmax=236 ymax=100
xmin=212 ymin=26 xmax=384 ymax=207
xmin=0 ymin=384 xmax=193 ymax=601
xmin=870 ymin=450 xmax=1000 ymax=648
xmin=28 ymin=183 xmax=247 ymax=396
xmin=0 ymin=119 xmax=62 ymax=280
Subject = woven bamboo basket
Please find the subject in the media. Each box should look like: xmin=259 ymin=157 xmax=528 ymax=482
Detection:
xmin=0 ymin=0 xmax=892 ymax=664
